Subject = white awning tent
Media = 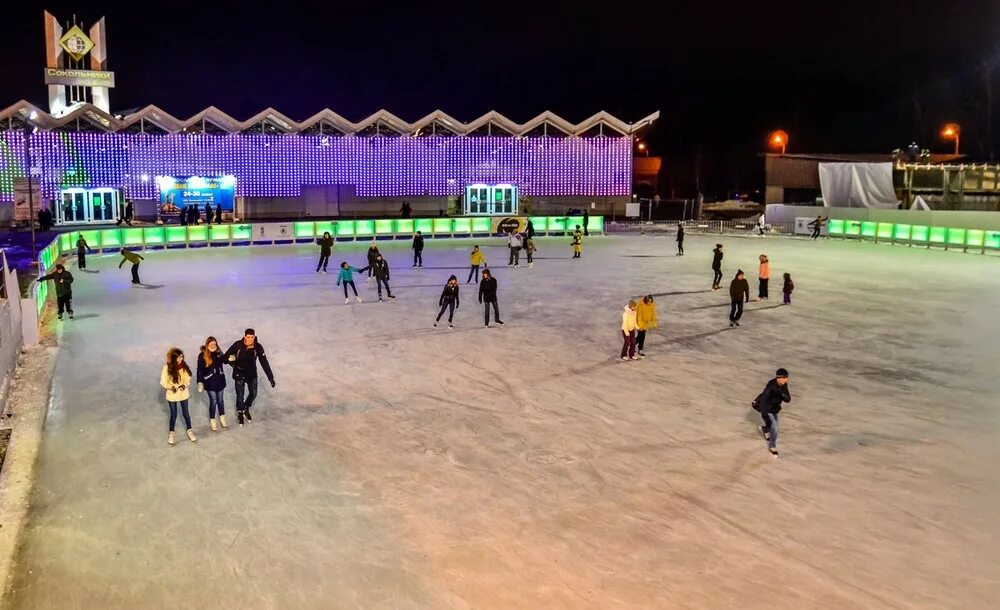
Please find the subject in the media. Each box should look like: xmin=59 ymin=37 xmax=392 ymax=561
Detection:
xmin=818 ymin=162 xmax=900 ymax=208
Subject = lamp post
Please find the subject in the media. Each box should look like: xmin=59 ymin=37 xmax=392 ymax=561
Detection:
xmin=941 ymin=123 xmax=960 ymax=156
xmin=22 ymin=111 xmax=40 ymax=264
xmin=769 ymin=130 xmax=789 ymax=155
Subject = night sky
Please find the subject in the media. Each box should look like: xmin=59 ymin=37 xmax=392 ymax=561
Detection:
xmin=2 ymin=0 xmax=998 ymax=199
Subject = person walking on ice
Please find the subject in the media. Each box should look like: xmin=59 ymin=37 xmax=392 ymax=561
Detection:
xmin=711 ymin=244 xmax=724 ymax=290
xmin=224 ymin=328 xmax=276 ymax=426
xmin=336 ymin=262 xmax=363 ymax=303
xmin=118 ymin=248 xmax=144 ymax=285
xmin=434 ymin=275 xmax=460 ymax=328
xmin=197 ymin=337 xmax=228 ymax=431
xmin=782 ymin=272 xmax=794 ymax=305
xmin=676 ymin=223 xmax=685 ymax=255
xmin=479 ymin=268 xmax=503 ymax=327
xmin=467 ymin=245 xmax=486 ymax=283
xmin=758 ymin=254 xmax=771 ymax=300
xmin=39 ymin=264 xmax=74 ymax=320
xmin=524 ymin=233 xmax=536 ymax=268
xmin=729 ymin=269 xmax=750 ymax=327
xmin=412 ymin=231 xmax=425 ymax=268
xmin=507 ymin=231 xmax=523 ymax=267
xmin=752 ymin=368 xmax=791 ymax=456
xmin=161 ymin=347 xmax=196 ymax=445
xmin=76 ymin=234 xmax=95 ymax=270
xmin=365 ymin=242 xmax=380 ymax=282
xmin=571 ymin=225 xmax=583 ymax=258
xmin=316 ymin=231 xmax=334 ymax=273
xmin=620 ymin=299 xmax=639 ymax=360
xmin=635 ymin=295 xmax=658 ymax=358
xmin=359 ymin=254 xmax=395 ymax=301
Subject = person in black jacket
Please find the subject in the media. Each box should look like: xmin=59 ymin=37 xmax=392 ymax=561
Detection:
xmin=39 ymin=264 xmax=74 ymax=320
xmin=316 ymin=232 xmax=334 ymax=273
xmin=359 ymin=254 xmax=395 ymax=301
xmin=76 ymin=234 xmax=95 ymax=269
xmin=204 ymin=202 xmax=213 ymax=226
xmin=711 ymin=244 xmax=724 ymax=289
xmin=729 ymin=269 xmax=750 ymax=327
xmin=676 ymin=224 xmax=685 ymax=256
xmin=752 ymin=368 xmax=791 ymax=456
xmin=214 ymin=204 xmax=223 ymax=224
xmin=478 ymin=269 xmax=503 ymax=327
xmin=412 ymin=231 xmax=425 ymax=268
xmin=434 ymin=274 xmax=460 ymax=328
xmin=365 ymin=243 xmax=380 ymax=281
xmin=196 ymin=336 xmax=228 ymax=431
xmin=224 ymin=328 xmax=276 ymax=425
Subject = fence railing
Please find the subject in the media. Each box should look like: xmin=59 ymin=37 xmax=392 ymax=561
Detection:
xmin=605 ymin=218 xmax=796 ymax=236
xmin=826 ymin=219 xmax=1000 ymax=253
xmin=0 ymin=251 xmax=25 ymax=416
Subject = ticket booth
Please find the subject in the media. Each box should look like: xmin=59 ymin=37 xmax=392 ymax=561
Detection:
xmin=464 ymin=183 xmax=518 ymax=216
xmin=57 ymin=187 xmax=120 ymax=224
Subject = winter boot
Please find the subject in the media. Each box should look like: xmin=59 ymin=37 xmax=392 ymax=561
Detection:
xmin=219 ymin=415 xmax=228 ymax=428
xmin=186 ymin=429 xmax=197 ymax=442
xmin=168 ymin=431 xmax=176 ymax=446
xmin=210 ymin=419 xmax=218 ymax=432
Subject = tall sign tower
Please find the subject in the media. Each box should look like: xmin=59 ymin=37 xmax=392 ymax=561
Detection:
xmin=42 ymin=11 xmax=115 ymax=116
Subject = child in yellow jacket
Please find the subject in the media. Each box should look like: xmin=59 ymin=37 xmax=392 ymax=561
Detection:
xmin=635 ymin=295 xmax=658 ymax=358
xmin=467 ymin=245 xmax=486 ymax=283
xmin=571 ymin=226 xmax=583 ymax=258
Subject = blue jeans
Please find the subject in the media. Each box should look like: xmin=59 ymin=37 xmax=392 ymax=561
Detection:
xmin=206 ymin=389 xmax=225 ymax=418
xmin=168 ymin=399 xmax=192 ymax=432
xmin=235 ymin=378 xmax=258 ymax=412
xmin=764 ymin=412 xmax=779 ymax=449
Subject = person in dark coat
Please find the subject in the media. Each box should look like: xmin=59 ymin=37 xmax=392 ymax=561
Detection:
xmin=359 ymin=254 xmax=395 ymax=301
xmin=478 ymin=269 xmax=503 ymax=327
xmin=204 ymin=202 xmax=214 ymax=226
xmin=224 ymin=328 xmax=276 ymax=426
xmin=196 ymin=336 xmax=228 ymax=431
xmin=412 ymin=231 xmax=425 ymax=267
xmin=38 ymin=264 xmax=74 ymax=320
xmin=76 ymin=234 xmax=95 ymax=269
xmin=729 ymin=269 xmax=750 ymax=327
xmin=189 ymin=204 xmax=199 ymax=225
xmin=711 ymin=244 xmax=724 ymax=289
xmin=582 ymin=209 xmax=589 ymax=236
xmin=752 ymin=368 xmax=791 ymax=456
xmin=316 ymin=231 xmax=334 ymax=273
xmin=809 ymin=216 xmax=828 ymax=239
xmin=434 ymin=275 xmax=460 ymax=328
xmin=180 ymin=206 xmax=188 ymax=226
xmin=215 ymin=204 xmax=223 ymax=224
xmin=124 ymin=200 xmax=135 ymax=226
xmin=365 ymin=243 xmax=381 ymax=281
xmin=676 ymin=224 xmax=685 ymax=256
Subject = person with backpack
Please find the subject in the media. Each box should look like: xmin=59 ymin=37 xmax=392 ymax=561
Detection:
xmin=224 ymin=328 xmax=276 ymax=426
xmin=315 ymin=231 xmax=334 ymax=273
xmin=729 ymin=269 xmax=750 ymax=327
xmin=359 ymin=254 xmax=395 ymax=301
xmin=118 ymin=248 xmax=144 ymax=285
xmin=751 ymin=368 xmax=791 ymax=457
xmin=38 ymin=264 xmax=74 ymax=320
xmin=434 ymin=275 xmax=460 ymax=328
xmin=336 ymin=261 xmax=364 ymax=304
xmin=412 ymin=231 xmax=425 ymax=268
xmin=467 ymin=245 xmax=486 ymax=284
xmin=76 ymin=234 xmax=95 ymax=270
xmin=478 ymin=268 xmax=503 ymax=327
xmin=711 ymin=244 xmax=724 ymax=289
xmin=196 ymin=336 xmax=228 ymax=432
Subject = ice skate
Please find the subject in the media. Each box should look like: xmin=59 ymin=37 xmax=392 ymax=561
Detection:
xmin=434 ymin=322 xmax=438 ymax=327
xmin=759 ymin=426 xmax=770 ymax=441
xmin=210 ymin=419 xmax=218 ymax=432
xmin=219 ymin=415 xmax=228 ymax=428
xmin=630 ymin=355 xmax=640 ymax=360
xmin=729 ymin=321 xmax=735 ymax=327
xmin=621 ymin=356 xmax=629 ymax=361
xmin=356 ymin=296 xmax=362 ymax=303
xmin=245 ymin=409 xmax=253 ymax=422
xmin=528 ymin=262 xmax=534 ymax=268
xmin=497 ymin=320 xmax=504 ymax=325
xmin=237 ymin=410 xmax=245 ymax=426
xmin=69 ymin=312 xmax=74 ymax=319
xmin=168 ymin=431 xmax=176 ymax=446
xmin=322 ymin=269 xmax=328 ymax=274
xmin=448 ymin=324 xmax=453 ymax=329
xmin=769 ymin=448 xmax=779 ymax=457
xmin=379 ymin=297 xmax=384 ymax=302
xmin=638 ymin=351 xmax=645 ymax=358
xmin=186 ymin=429 xmax=197 ymax=442
xmin=388 ymin=294 xmax=395 ymax=299
xmin=57 ymin=314 xmax=63 ymax=320
xmin=735 ymin=321 xmax=741 ymax=327
xmin=345 ymin=298 xmax=350 ymax=304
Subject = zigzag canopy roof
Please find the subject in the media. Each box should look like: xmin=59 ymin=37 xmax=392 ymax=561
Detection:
xmin=0 ymin=100 xmax=658 ymax=136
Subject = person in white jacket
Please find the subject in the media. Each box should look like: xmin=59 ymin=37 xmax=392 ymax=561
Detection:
xmin=160 ymin=347 xmax=197 ymax=445
xmin=620 ymin=300 xmax=639 ymax=361
xmin=507 ymin=231 xmax=523 ymax=267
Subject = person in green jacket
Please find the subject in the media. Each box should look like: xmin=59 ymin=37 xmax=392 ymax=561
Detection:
xmin=39 ymin=264 xmax=74 ymax=320
xmin=118 ymin=248 xmax=144 ymax=285
xmin=316 ymin=232 xmax=334 ymax=273
xmin=336 ymin=262 xmax=363 ymax=304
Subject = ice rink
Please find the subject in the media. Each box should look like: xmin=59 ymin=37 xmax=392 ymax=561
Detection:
xmin=4 ymin=233 xmax=999 ymax=609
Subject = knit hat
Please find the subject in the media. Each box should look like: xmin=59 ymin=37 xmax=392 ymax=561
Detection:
xmin=775 ymin=368 xmax=789 ymax=378
xmin=736 ymin=269 xmax=744 ymax=277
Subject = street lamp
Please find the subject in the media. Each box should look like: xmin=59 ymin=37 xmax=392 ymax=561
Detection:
xmin=22 ymin=111 xmax=42 ymax=264
xmin=769 ymin=130 xmax=789 ymax=155
xmin=636 ymin=141 xmax=649 ymax=156
xmin=941 ymin=123 xmax=960 ymax=156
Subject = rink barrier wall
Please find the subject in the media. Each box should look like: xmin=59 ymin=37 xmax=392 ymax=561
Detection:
xmin=31 ymin=215 xmax=605 ymax=317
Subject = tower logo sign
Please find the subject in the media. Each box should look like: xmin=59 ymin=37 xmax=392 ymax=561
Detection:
xmin=59 ymin=25 xmax=94 ymax=61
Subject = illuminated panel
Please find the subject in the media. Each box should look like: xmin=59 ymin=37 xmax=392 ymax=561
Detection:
xmin=166 ymin=226 xmax=187 ymax=243
xmin=826 ymin=219 xmax=845 ymax=235
xmin=59 ymin=233 xmax=72 ymax=251
xmin=529 ymin=216 xmax=548 ymax=231
xmin=928 ymin=227 xmax=947 ymax=243
xmin=433 ymin=218 xmax=453 ymax=234
xmin=232 ymin=224 xmax=252 ymax=240
xmin=547 ymin=216 xmax=567 ymax=232
xmin=375 ymin=219 xmax=394 ymax=235
xmin=471 ymin=217 xmax=491 ymax=233
xmin=335 ymin=220 xmax=355 ymax=237
xmin=587 ymin=215 xmax=604 ymax=233
xmin=965 ymin=229 xmax=984 ymax=248
xmin=946 ymin=228 xmax=966 ymax=246
xmin=395 ymin=219 xmax=414 ymax=234
xmin=452 ymin=218 xmax=471 ymax=233
xmin=860 ymin=221 xmax=877 ymax=238
xmin=209 ymin=224 xmax=231 ymax=241
xmin=876 ymin=223 xmax=893 ymax=239
xmin=123 ymin=228 xmax=144 ymax=245
xmin=893 ymin=224 xmax=911 ymax=240
xmin=315 ymin=221 xmax=335 ymax=237
xmin=845 ymin=220 xmax=861 ymax=236
xmin=295 ymin=222 xmax=316 ymax=238
xmin=985 ymin=231 xmax=1000 ymax=250
xmin=187 ymin=225 xmax=208 ymax=242
xmin=910 ymin=225 xmax=929 ymax=242
xmin=414 ymin=219 xmax=433 ymax=234
xmin=355 ymin=220 xmax=374 ymax=236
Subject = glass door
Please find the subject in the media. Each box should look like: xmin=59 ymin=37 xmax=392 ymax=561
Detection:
xmin=89 ymin=189 xmax=117 ymax=222
xmin=60 ymin=190 xmax=87 ymax=223
xmin=465 ymin=186 xmax=490 ymax=215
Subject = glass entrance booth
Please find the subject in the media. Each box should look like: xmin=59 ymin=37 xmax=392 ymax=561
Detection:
xmin=464 ymin=184 xmax=518 ymax=215
xmin=58 ymin=187 xmax=121 ymax=225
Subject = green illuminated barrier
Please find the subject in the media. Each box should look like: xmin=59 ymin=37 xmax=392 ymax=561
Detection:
xmin=548 ymin=217 xmax=567 ymax=232
xmin=827 ymin=219 xmax=845 ymax=235
xmin=187 ymin=225 xmax=208 ymax=242
xmin=986 ymin=231 xmax=1000 ymax=249
xmin=825 ymin=219 xmax=1000 ymax=253
xmin=59 ymin=233 xmax=72 ymax=251
xmin=355 ymin=220 xmax=374 ymax=237
xmin=101 ymin=229 xmax=123 ymax=247
xmin=587 ymin=215 xmax=604 ymax=233
xmin=946 ymin=228 xmax=966 ymax=246
xmin=335 ymin=220 xmax=355 ymax=237
xmin=295 ymin=222 xmax=316 ymax=238
xmin=876 ymin=223 xmax=893 ymax=240
xmin=123 ymin=228 xmax=144 ymax=246
xmin=472 ymin=217 xmax=491 ymax=233
xmin=452 ymin=218 xmax=471 ymax=233
xmin=165 ymin=226 xmax=187 ymax=244
xmin=845 ymin=221 xmax=861 ymax=237
xmin=929 ymin=227 xmax=947 ymax=244
xmin=414 ymin=218 xmax=433 ymax=234
xmin=966 ymin=229 xmax=985 ymax=249
xmin=893 ymin=224 xmax=911 ymax=240
xmin=395 ymin=219 xmax=414 ymax=234
xmin=433 ymin=218 xmax=453 ymax=234
xmin=210 ymin=224 xmax=231 ymax=241
xmin=314 ymin=221 xmax=335 ymax=237
xmin=143 ymin=227 xmax=165 ymax=245
xmin=860 ymin=221 xmax=877 ymax=238
xmin=232 ymin=224 xmax=252 ymax=240
xmin=911 ymin=225 xmax=929 ymax=242
xmin=375 ymin=219 xmax=394 ymax=235
xmin=530 ymin=216 xmax=548 ymax=232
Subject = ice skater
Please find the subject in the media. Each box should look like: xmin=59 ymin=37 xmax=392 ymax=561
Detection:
xmin=196 ymin=336 xmax=228 ymax=431
xmin=412 ymin=231 xmax=424 ymax=267
xmin=365 ymin=242 xmax=381 ymax=281
xmin=620 ymin=299 xmax=639 ymax=360
xmin=711 ymin=244 xmax=724 ymax=290
xmin=758 ymin=254 xmax=770 ymax=300
xmin=676 ymin=223 xmax=684 ymax=255
xmin=118 ymin=248 xmax=144 ymax=285
xmin=756 ymin=214 xmax=766 ymax=236
xmin=467 ymin=245 xmax=486 ymax=283
xmin=76 ymin=234 xmax=95 ymax=269
xmin=160 ymin=347 xmax=196 ymax=445
xmin=224 ymin=328 xmax=276 ymax=426
xmin=336 ymin=262 xmax=363 ymax=303
xmin=38 ymin=264 xmax=74 ymax=320
xmin=507 ymin=231 xmax=523 ymax=267
xmin=729 ymin=269 xmax=750 ymax=327
xmin=524 ymin=233 xmax=536 ymax=268
xmin=782 ymin=272 xmax=794 ymax=305
xmin=751 ymin=368 xmax=791 ymax=456
xmin=809 ymin=216 xmax=828 ymax=240
xmin=359 ymin=254 xmax=395 ymax=301
xmin=635 ymin=295 xmax=658 ymax=358
xmin=479 ymin=268 xmax=503 ymax=327
xmin=571 ymin=225 xmax=583 ymax=258
xmin=434 ymin=275 xmax=460 ymax=328
xmin=316 ymin=231 xmax=334 ymax=273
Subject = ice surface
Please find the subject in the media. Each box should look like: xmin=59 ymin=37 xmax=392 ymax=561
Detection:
xmin=5 ymin=234 xmax=1000 ymax=609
